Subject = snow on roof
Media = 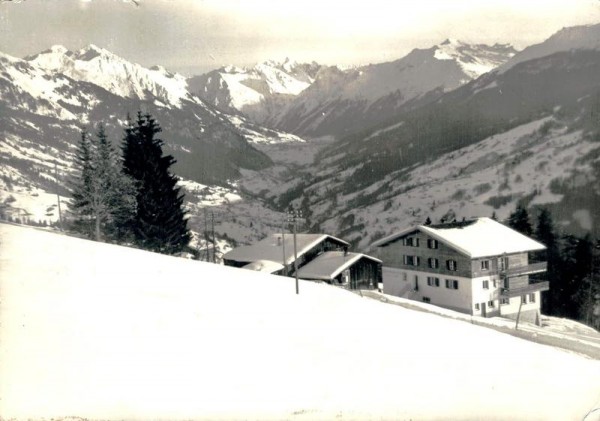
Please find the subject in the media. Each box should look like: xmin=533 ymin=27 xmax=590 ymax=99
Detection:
xmin=371 ymin=227 xmax=419 ymax=248
xmin=242 ymin=260 xmax=284 ymax=274
xmin=373 ymin=217 xmax=546 ymax=258
xmin=223 ymin=233 xmax=349 ymax=265
xmin=297 ymin=251 xmax=382 ymax=281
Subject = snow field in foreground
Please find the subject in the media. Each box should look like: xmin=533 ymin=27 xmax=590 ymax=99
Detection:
xmin=0 ymin=224 xmax=599 ymax=420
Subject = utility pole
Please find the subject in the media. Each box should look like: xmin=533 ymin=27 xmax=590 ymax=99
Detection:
xmin=54 ymin=161 xmax=64 ymax=231
xmin=211 ymin=211 xmax=216 ymax=263
xmin=515 ymin=296 xmax=523 ymax=330
xmin=281 ymin=218 xmax=287 ymax=276
xmin=288 ymin=209 xmax=303 ymax=295
xmin=204 ymin=208 xmax=210 ymax=262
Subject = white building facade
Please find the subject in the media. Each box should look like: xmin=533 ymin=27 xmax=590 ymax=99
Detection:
xmin=373 ymin=218 xmax=548 ymax=323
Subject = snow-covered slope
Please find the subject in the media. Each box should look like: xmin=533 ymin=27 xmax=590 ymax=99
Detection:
xmin=499 ymin=23 xmax=600 ymax=73
xmin=265 ymin=39 xmax=517 ymax=138
xmin=1 ymin=223 xmax=599 ymax=420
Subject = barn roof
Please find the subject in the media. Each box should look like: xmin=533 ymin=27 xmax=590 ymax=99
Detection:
xmin=297 ymin=251 xmax=382 ymax=281
xmin=372 ymin=217 xmax=545 ymax=258
xmin=223 ymin=233 xmax=349 ymax=265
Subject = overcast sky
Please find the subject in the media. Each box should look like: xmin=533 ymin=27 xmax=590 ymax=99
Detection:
xmin=1 ymin=0 xmax=600 ymax=75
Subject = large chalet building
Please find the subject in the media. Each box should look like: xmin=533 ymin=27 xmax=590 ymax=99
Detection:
xmin=372 ymin=217 xmax=549 ymax=324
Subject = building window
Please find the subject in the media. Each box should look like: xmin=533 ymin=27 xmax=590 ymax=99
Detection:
xmin=427 ymin=276 xmax=440 ymax=287
xmin=404 ymin=255 xmax=420 ymax=266
xmin=481 ymin=260 xmax=490 ymax=270
xmin=445 ymin=279 xmax=459 ymax=290
xmin=482 ymin=280 xmax=489 ymax=289
xmin=423 ymin=297 xmax=431 ymax=303
xmin=428 ymin=257 xmax=439 ymax=269
xmin=446 ymin=260 xmax=457 ymax=271
xmin=405 ymin=237 xmax=420 ymax=247
xmin=522 ymin=295 xmax=528 ymax=304
xmin=499 ymin=256 xmax=508 ymax=271
xmin=493 ymin=279 xmax=497 ymax=288
xmin=402 ymin=272 xmax=407 ymax=281
xmin=501 ymin=298 xmax=510 ymax=305
xmin=427 ymin=239 xmax=438 ymax=249
xmin=529 ymin=293 xmax=535 ymax=303
xmin=488 ymin=300 xmax=495 ymax=308
xmin=474 ymin=303 xmax=480 ymax=311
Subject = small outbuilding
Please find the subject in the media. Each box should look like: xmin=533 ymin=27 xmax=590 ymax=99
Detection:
xmin=223 ymin=233 xmax=349 ymax=274
xmin=296 ymin=251 xmax=382 ymax=290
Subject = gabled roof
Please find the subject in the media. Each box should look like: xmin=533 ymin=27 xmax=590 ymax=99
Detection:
xmin=372 ymin=217 xmax=546 ymax=258
xmin=223 ymin=233 xmax=349 ymax=265
xmin=297 ymin=251 xmax=382 ymax=281
xmin=242 ymin=260 xmax=284 ymax=274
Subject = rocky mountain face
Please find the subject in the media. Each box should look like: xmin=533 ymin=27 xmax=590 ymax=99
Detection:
xmin=498 ymin=23 xmax=600 ymax=73
xmin=187 ymin=59 xmax=322 ymax=124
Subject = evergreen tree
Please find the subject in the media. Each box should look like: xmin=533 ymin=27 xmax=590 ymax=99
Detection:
xmin=424 ymin=216 xmax=432 ymax=225
xmin=94 ymin=124 xmax=137 ymax=242
xmin=69 ymin=129 xmax=95 ymax=238
xmin=507 ymin=204 xmax=532 ymax=236
xmin=122 ymin=112 xmax=191 ymax=254
xmin=69 ymin=125 xmax=136 ymax=242
xmin=534 ymin=208 xmax=561 ymax=315
xmin=570 ymin=235 xmax=595 ymax=320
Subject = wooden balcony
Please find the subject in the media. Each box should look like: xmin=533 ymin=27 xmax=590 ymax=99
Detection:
xmin=500 ymin=281 xmax=550 ymax=298
xmin=501 ymin=261 xmax=547 ymax=278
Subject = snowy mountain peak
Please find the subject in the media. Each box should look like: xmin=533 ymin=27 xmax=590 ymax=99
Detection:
xmin=188 ymin=58 xmax=324 ymax=114
xmin=75 ymin=44 xmax=115 ymax=61
xmin=432 ymin=39 xmax=518 ymax=78
xmin=46 ymin=45 xmax=71 ymax=55
xmin=440 ymin=38 xmax=460 ymax=46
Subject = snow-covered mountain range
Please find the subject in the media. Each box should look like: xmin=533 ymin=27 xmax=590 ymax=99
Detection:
xmin=0 ymin=44 xmax=309 ymax=251
xmin=190 ymin=39 xmax=517 ymax=139
xmin=282 ymin=24 xmax=600 ymax=247
xmin=3 ymin=23 xmax=600 ymax=255
xmin=25 ymin=44 xmax=191 ymax=108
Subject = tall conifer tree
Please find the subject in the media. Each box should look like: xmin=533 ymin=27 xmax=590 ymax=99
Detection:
xmin=70 ymin=125 xmax=136 ymax=242
xmin=508 ymin=204 xmax=533 ymax=236
xmin=70 ymin=129 xmax=95 ymax=237
xmin=122 ymin=112 xmax=191 ymax=254
xmin=534 ymin=208 xmax=561 ymax=314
